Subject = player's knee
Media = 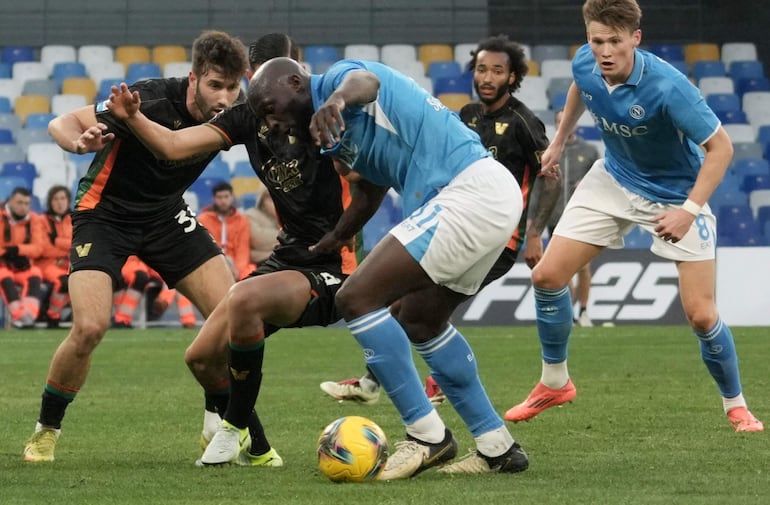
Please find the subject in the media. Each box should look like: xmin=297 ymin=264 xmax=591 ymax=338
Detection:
xmin=226 ymin=281 xmax=256 ymax=313
xmin=531 ymin=263 xmax=563 ymax=289
xmin=395 ymin=315 xmax=442 ymax=344
xmin=335 ymin=283 xmax=358 ymax=319
xmin=69 ymin=320 xmax=108 ymax=356
xmin=686 ymin=305 xmax=719 ymax=333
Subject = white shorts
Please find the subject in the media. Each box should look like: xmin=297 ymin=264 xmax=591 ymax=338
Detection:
xmin=554 ymin=159 xmax=716 ymax=262
xmin=390 ymin=158 xmax=523 ymax=295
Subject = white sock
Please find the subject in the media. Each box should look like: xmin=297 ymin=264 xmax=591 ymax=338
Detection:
xmin=475 ymin=426 xmax=514 ymax=458
xmin=405 ymin=409 xmax=445 ymax=444
xmin=722 ymin=392 xmax=747 ymax=413
xmin=540 ymin=360 xmax=569 ymax=389
xmin=202 ymin=409 xmax=222 ymax=439
xmin=35 ymin=421 xmax=61 ymax=438
xmin=359 ymin=376 xmax=379 ymax=393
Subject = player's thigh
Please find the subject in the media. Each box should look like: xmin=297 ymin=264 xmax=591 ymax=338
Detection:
xmin=395 ymin=285 xmax=469 ymax=342
xmin=534 ymin=235 xmax=603 ymax=288
xmin=175 ymin=255 xmax=235 ymax=318
xmin=68 ymin=270 xmax=114 ymax=337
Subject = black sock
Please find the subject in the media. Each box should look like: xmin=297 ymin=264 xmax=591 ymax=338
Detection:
xmin=204 ymin=390 xmax=229 ymax=415
xmin=39 ymin=390 xmax=73 ymax=429
xmin=247 ymin=410 xmax=270 ymax=455
xmin=224 ymin=341 xmax=264 ymax=429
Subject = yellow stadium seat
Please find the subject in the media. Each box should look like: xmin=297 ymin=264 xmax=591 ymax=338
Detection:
xmin=61 ymin=77 xmax=97 ymax=102
xmin=418 ymin=44 xmax=454 ymax=73
xmin=115 ymin=45 xmax=151 ymax=70
xmin=14 ymin=95 xmax=50 ymax=125
xmin=526 ymin=60 xmax=540 ymax=76
xmin=231 ymin=176 xmax=265 ymax=197
xmin=437 ymin=92 xmax=472 ymax=112
xmin=684 ymin=43 xmax=720 ymax=64
xmin=152 ymin=45 xmax=188 ymax=68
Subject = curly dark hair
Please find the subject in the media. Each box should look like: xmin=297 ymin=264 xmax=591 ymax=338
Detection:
xmin=191 ymin=30 xmax=248 ymax=82
xmin=249 ymin=33 xmax=299 ymax=71
xmin=467 ymin=34 xmax=529 ymax=93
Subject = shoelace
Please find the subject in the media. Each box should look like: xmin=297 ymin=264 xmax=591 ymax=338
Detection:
xmin=385 ymin=441 xmax=421 ymax=468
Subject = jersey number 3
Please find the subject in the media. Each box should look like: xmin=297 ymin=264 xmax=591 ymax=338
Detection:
xmin=176 ymin=208 xmax=197 ymax=233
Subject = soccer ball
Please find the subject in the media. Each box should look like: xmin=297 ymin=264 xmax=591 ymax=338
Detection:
xmin=317 ymin=415 xmax=389 ymax=482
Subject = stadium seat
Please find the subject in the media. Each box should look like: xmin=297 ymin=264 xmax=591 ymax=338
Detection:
xmin=344 ymin=44 xmax=379 ymax=61
xmin=531 ymin=44 xmax=570 ymax=64
xmin=433 ymin=73 xmax=473 ymax=95
xmin=732 ymin=141 xmax=764 ymax=161
xmin=51 ymin=94 xmax=87 ymax=116
xmin=453 ymin=43 xmax=477 ymax=71
xmin=0 ymin=97 xmax=10 ymax=113
xmin=568 ymin=44 xmax=582 ymax=59
xmin=427 ymin=61 xmax=462 ymax=81
xmin=0 ymin=62 xmax=10 ymax=79
xmin=741 ymin=174 xmax=770 ymax=193
xmin=731 ymin=158 xmax=769 ymax=178
xmin=183 ymin=190 xmax=200 ymax=213
xmin=706 ymin=93 xmax=740 ymax=113
xmin=77 ymin=45 xmax=114 ymax=72
xmin=21 ymin=79 xmax=58 ymax=99
xmin=15 ymin=128 xmax=53 ymax=154
xmin=516 ymin=76 xmax=549 ymax=111
xmin=540 ymin=59 xmax=572 ymax=85
xmin=723 ymin=124 xmax=755 ymax=143
xmin=684 ymin=43 xmax=720 ymax=64
xmin=716 ymin=109 xmax=747 ymax=124
xmin=526 ymin=60 xmax=540 ymax=77
xmin=0 ymin=78 xmax=25 ymax=104
xmin=756 ymin=125 xmax=770 ymax=146
xmin=692 ymin=60 xmax=726 ymax=80
xmin=698 ymin=76 xmax=734 ymax=97
xmin=302 ymin=45 xmax=340 ymax=73
xmin=0 ymin=128 xmax=13 ymax=144
xmin=1 ymin=161 xmax=37 ymax=187
xmin=1 ymin=46 xmax=35 ymax=65
xmin=721 ymin=42 xmax=758 ymax=68
xmin=189 ymin=177 xmax=227 ymax=210
xmin=11 ymin=62 xmax=48 ymax=87
xmin=125 ymin=63 xmax=162 ymax=85
xmin=151 ymin=45 xmax=188 ymax=69
xmin=533 ymin=109 xmax=555 ymax=126
xmin=734 ymin=76 xmax=770 ymax=97
xmin=238 ymin=192 xmax=259 ymax=211
xmin=40 ymin=45 xmax=77 ymax=75
xmin=0 ymin=175 xmax=30 ymax=199
xmin=380 ymin=44 xmax=417 ymax=69
xmin=742 ymin=91 xmax=770 ymax=125
xmin=219 ymin=144 xmax=249 ymax=172
xmin=96 ymin=78 xmax=123 ymax=101
xmin=392 ymin=60 xmax=426 ymax=80
xmin=418 ymin=44 xmax=454 ymax=73
xmin=163 ymin=61 xmax=191 ymax=79
xmin=14 ymin=95 xmax=50 ymax=125
xmin=115 ymin=45 xmax=151 ymax=70
xmin=757 ymin=204 xmax=770 ymax=229
xmin=0 ymin=143 xmax=25 ymax=165
xmin=231 ymin=160 xmax=255 ymax=178
xmin=52 ymin=62 xmax=88 ymax=90
xmin=0 ymin=113 xmax=21 ymax=136
xmin=749 ymin=190 xmax=770 ymax=219
xmin=437 ymin=93 xmax=472 ymax=112
xmin=546 ymin=77 xmax=573 ymax=102
xmin=648 ymin=43 xmax=685 ymax=62
xmin=550 ymin=92 xmax=567 ymax=111
xmin=200 ymin=157 xmax=230 ymax=180
xmin=729 ymin=60 xmax=764 ymax=81
xmin=61 ymin=77 xmax=97 ymax=102
xmin=718 ymin=213 xmax=763 ymax=246
xmin=88 ymin=61 xmax=126 ymax=89
xmin=231 ymin=176 xmax=264 ymax=197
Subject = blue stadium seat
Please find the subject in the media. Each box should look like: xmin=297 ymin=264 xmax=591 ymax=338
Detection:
xmin=718 ymin=204 xmax=753 ymax=223
xmin=303 ymin=45 xmax=341 ymax=73
xmin=231 ymin=160 xmax=255 ymax=178
xmin=716 ymin=109 xmax=747 ymax=124
xmin=52 ymin=61 xmax=88 ymax=91
xmin=741 ymin=174 xmax=770 ymax=193
xmin=648 ymin=43 xmax=685 ymax=62
xmin=0 ymin=175 xmax=30 ymax=199
xmin=25 ymin=112 xmax=56 ymax=130
xmin=0 ymin=62 xmax=11 ymax=79
xmin=96 ymin=78 xmax=123 ymax=101
xmin=706 ymin=93 xmax=740 ymax=113
xmin=710 ymin=189 xmax=748 ymax=210
xmin=734 ymin=76 xmax=770 ymax=96
xmin=189 ymin=176 xmax=227 ymax=210
xmin=718 ymin=215 xmax=764 ymax=246
xmin=756 ymin=125 xmax=770 ymax=146
xmin=432 ymin=73 xmax=473 ymax=95
xmin=692 ymin=60 xmax=726 ymax=80
xmin=0 ymin=96 xmax=10 ymax=113
xmin=0 ymin=128 xmax=13 ymax=144
xmin=200 ymin=157 xmax=230 ymax=180
xmin=427 ymin=61 xmax=462 ymax=81
xmin=758 ymin=205 xmax=770 ymax=232
xmin=550 ymin=92 xmax=567 ymax=111
xmin=1 ymin=46 xmax=35 ymax=64
xmin=125 ymin=63 xmax=162 ymax=84
xmin=732 ymin=158 xmax=769 ymax=177
xmin=732 ymin=141 xmax=763 ymax=161
xmin=1 ymin=161 xmax=36 ymax=187
xmin=238 ymin=192 xmax=258 ymax=211
xmin=729 ymin=60 xmax=764 ymax=80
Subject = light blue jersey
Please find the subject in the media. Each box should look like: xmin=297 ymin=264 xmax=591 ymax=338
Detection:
xmin=310 ymin=59 xmax=490 ymax=215
xmin=573 ymin=44 xmax=720 ymax=203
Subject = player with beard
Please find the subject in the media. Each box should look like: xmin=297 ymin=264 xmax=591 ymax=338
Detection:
xmin=23 ymin=30 xmax=249 ymax=463
xmin=106 ymin=33 xmax=388 ymax=467
xmin=320 ymin=34 xmax=561 ymax=407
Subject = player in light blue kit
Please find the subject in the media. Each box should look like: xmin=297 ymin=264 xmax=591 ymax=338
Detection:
xmin=247 ymin=56 xmax=529 ymax=478
xmin=505 ymin=0 xmax=763 ymax=433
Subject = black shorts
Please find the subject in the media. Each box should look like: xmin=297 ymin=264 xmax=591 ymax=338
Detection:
xmin=250 ymin=254 xmax=348 ymax=337
xmin=70 ymin=206 xmax=222 ymax=289
xmin=480 ymin=247 xmax=519 ymax=290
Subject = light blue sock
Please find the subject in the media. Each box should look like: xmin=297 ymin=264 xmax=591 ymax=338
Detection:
xmin=415 ymin=325 xmax=502 ymax=436
xmin=534 ymin=286 xmax=573 ymax=363
xmin=348 ymin=308 xmax=433 ymax=424
xmin=694 ymin=318 xmax=742 ymax=398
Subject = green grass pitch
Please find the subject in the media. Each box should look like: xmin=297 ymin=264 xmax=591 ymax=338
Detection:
xmin=1 ymin=325 xmax=768 ymax=504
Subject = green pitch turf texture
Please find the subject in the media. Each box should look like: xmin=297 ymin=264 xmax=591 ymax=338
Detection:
xmin=2 ymin=325 xmax=768 ymax=505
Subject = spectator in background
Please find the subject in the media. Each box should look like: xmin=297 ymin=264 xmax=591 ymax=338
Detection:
xmin=244 ymin=190 xmax=279 ymax=266
xmin=197 ymin=182 xmax=252 ymax=280
xmin=0 ymin=187 xmax=46 ymax=328
xmin=529 ymin=109 xmax=600 ymax=327
xmin=39 ymin=185 xmax=73 ymax=328
xmin=112 ymin=255 xmax=151 ymax=329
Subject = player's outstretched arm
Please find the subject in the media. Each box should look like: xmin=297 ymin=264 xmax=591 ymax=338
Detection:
xmin=107 ymin=82 xmax=224 ymax=161
xmin=48 ymin=106 xmax=114 ymax=155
